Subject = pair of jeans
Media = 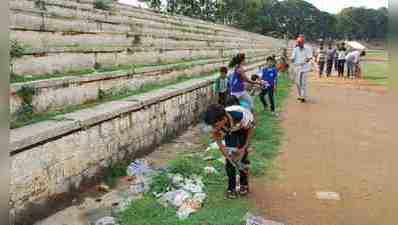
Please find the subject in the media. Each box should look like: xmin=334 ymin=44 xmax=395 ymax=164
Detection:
xmin=318 ymin=61 xmax=326 ymax=76
xmin=338 ymin=59 xmax=345 ymax=76
xmin=259 ymin=87 xmax=275 ymax=112
xmin=225 ymin=149 xmax=249 ymax=192
xmin=224 ymin=129 xmax=250 ymax=192
xmin=326 ymin=59 xmax=334 ymax=76
xmin=346 ymin=60 xmax=355 ymax=78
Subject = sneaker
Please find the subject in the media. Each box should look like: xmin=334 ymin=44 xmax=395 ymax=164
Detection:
xmin=226 ymin=190 xmax=238 ymax=199
xmin=239 ymin=186 xmax=249 ymax=196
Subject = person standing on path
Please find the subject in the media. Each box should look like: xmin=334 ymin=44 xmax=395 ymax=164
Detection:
xmin=337 ymin=43 xmax=347 ymax=77
xmin=291 ymin=35 xmax=313 ymax=103
xmin=258 ymin=56 xmax=278 ymax=115
xmin=326 ymin=44 xmax=336 ymax=77
xmin=345 ymin=50 xmax=366 ymax=79
xmin=316 ymin=45 xmax=327 ymax=78
xmin=228 ymin=53 xmax=260 ymax=111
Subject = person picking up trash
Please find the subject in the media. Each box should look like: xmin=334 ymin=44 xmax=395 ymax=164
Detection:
xmin=203 ymin=103 xmax=255 ymax=199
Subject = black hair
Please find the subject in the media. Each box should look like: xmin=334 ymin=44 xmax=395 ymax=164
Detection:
xmin=228 ymin=53 xmax=246 ymax=68
xmin=225 ymin=95 xmax=240 ymax=107
xmin=203 ymin=104 xmax=227 ymax=126
xmin=360 ymin=50 xmax=366 ymax=57
xmin=266 ymin=56 xmax=274 ymax=62
xmin=251 ymin=74 xmax=260 ymax=81
xmin=220 ymin=66 xmax=228 ymax=74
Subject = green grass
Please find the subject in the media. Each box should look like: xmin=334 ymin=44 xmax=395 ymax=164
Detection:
xmin=10 ymin=73 xmax=216 ymax=129
xmin=365 ymin=50 xmax=388 ymax=59
xmin=118 ymin=75 xmax=292 ymax=225
xmin=362 ymin=62 xmax=388 ymax=86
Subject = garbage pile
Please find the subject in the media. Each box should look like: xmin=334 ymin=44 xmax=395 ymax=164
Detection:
xmin=157 ymin=173 xmax=207 ymax=220
xmin=124 ymin=158 xmax=216 ymax=220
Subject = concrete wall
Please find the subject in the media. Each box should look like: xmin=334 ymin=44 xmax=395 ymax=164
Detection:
xmin=10 ymin=77 xmax=215 ymax=225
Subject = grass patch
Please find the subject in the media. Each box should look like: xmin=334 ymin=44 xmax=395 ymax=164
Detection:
xmin=118 ymin=75 xmax=292 ymax=225
xmin=362 ymin=62 xmax=388 ymax=86
xmin=104 ymin=163 xmax=128 ymax=188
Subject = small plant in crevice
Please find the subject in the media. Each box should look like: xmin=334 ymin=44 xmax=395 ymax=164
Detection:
xmin=94 ymin=0 xmax=113 ymax=10
xmin=34 ymin=0 xmax=46 ymax=10
xmin=14 ymin=85 xmax=37 ymax=125
xmin=98 ymin=88 xmax=108 ymax=101
xmin=10 ymin=39 xmax=26 ymax=79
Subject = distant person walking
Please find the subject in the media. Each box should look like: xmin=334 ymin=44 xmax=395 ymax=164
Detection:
xmin=337 ymin=43 xmax=347 ymax=77
xmin=326 ymin=44 xmax=336 ymax=77
xmin=291 ymin=35 xmax=313 ymax=103
xmin=345 ymin=50 xmax=366 ymax=79
xmin=316 ymin=45 xmax=327 ymax=78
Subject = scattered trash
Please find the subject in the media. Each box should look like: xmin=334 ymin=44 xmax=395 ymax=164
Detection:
xmin=192 ymin=193 xmax=207 ymax=204
xmin=204 ymin=166 xmax=218 ymax=174
xmin=177 ymin=201 xmax=197 ymax=220
xmin=316 ymin=191 xmax=341 ymax=201
xmin=95 ymin=216 xmax=118 ymax=225
xmin=160 ymin=190 xmax=192 ymax=208
xmin=245 ymin=212 xmax=285 ymax=225
xmin=171 ymin=174 xmax=185 ymax=187
xmin=126 ymin=159 xmax=156 ymax=177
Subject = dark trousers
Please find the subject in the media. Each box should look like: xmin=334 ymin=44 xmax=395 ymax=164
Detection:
xmin=225 ymin=149 xmax=249 ymax=191
xmin=346 ymin=61 xmax=355 ymax=78
xmin=218 ymin=92 xmax=227 ymax=106
xmin=334 ymin=58 xmax=339 ymax=72
xmin=337 ymin=59 xmax=345 ymax=76
xmin=224 ymin=129 xmax=250 ymax=192
xmin=259 ymin=87 xmax=275 ymax=112
xmin=318 ymin=61 xmax=325 ymax=76
xmin=326 ymin=60 xmax=333 ymax=76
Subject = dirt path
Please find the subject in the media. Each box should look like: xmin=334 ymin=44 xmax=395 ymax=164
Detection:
xmin=251 ymin=74 xmax=397 ymax=225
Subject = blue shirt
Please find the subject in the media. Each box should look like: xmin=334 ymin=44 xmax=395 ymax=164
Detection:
xmin=261 ymin=67 xmax=278 ymax=88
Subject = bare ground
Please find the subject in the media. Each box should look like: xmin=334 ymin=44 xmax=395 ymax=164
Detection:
xmin=251 ymin=74 xmax=397 ymax=225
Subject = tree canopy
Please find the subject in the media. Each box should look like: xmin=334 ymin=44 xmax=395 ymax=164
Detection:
xmin=141 ymin=0 xmax=388 ymax=41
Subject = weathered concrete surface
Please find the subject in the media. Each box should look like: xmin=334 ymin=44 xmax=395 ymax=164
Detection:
xmin=10 ymin=54 xmax=267 ymax=118
xmin=10 ymin=77 xmax=215 ymax=225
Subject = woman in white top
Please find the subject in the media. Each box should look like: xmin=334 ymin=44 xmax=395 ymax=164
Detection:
xmin=337 ymin=43 xmax=347 ymax=77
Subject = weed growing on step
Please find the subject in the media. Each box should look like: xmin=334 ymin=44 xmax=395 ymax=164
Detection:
xmin=94 ymin=0 xmax=113 ymax=10
xmin=118 ymin=75 xmax=292 ymax=225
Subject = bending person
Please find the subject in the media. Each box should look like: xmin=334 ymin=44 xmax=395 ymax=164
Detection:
xmin=228 ymin=53 xmax=260 ymax=111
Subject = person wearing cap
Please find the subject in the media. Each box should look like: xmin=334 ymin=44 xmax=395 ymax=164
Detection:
xmin=291 ymin=35 xmax=313 ymax=103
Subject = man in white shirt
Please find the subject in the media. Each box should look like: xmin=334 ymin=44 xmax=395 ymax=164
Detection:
xmin=291 ymin=35 xmax=313 ymax=102
xmin=345 ymin=50 xmax=366 ymax=79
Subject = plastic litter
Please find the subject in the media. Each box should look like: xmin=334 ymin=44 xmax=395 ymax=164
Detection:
xmin=160 ymin=190 xmax=192 ymax=208
xmin=126 ymin=159 xmax=155 ymax=177
xmin=95 ymin=216 xmax=119 ymax=225
xmin=177 ymin=202 xmax=197 ymax=220
xmin=182 ymin=181 xmax=203 ymax=193
xmin=193 ymin=193 xmax=207 ymax=204
xmin=171 ymin=174 xmax=185 ymax=187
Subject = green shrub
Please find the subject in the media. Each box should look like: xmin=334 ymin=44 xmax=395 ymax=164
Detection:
xmin=10 ymin=39 xmax=25 ymax=60
xmin=94 ymin=0 xmax=113 ymax=10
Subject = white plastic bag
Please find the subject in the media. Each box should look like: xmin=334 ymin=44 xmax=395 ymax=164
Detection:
xmin=160 ymin=190 xmax=192 ymax=208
